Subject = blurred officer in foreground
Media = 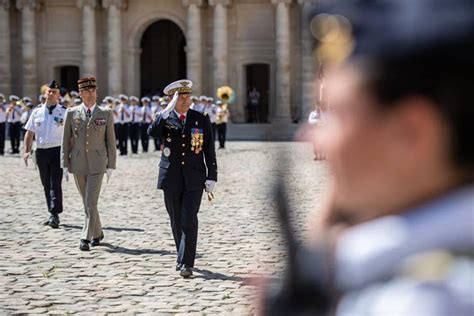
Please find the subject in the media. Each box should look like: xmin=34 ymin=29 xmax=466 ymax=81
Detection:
xmin=263 ymin=0 xmax=474 ymax=315
xmin=23 ymin=81 xmax=66 ymax=228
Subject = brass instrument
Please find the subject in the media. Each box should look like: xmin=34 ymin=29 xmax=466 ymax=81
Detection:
xmin=216 ymin=85 xmax=235 ymax=104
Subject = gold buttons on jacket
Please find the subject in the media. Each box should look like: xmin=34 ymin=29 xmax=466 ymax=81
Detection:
xmin=182 ymin=144 xmax=185 ymax=147
xmin=182 ymin=134 xmax=185 ymax=138
xmin=181 ymin=162 xmax=185 ymax=165
xmin=182 ymin=153 xmax=185 ymax=156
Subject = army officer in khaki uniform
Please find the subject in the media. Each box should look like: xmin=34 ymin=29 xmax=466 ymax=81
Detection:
xmin=61 ymin=77 xmax=117 ymax=251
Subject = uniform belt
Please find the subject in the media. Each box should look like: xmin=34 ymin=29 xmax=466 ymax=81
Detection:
xmin=36 ymin=144 xmax=61 ymax=149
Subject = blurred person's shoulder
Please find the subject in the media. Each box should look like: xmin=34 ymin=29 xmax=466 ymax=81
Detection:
xmin=335 ymin=185 xmax=474 ymax=315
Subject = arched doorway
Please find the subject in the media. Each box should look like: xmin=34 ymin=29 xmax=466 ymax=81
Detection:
xmin=54 ymin=65 xmax=79 ymax=92
xmin=140 ymin=20 xmax=186 ymax=97
xmin=246 ymin=63 xmax=270 ymax=123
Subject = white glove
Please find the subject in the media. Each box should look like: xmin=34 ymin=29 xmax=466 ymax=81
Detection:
xmin=160 ymin=91 xmax=179 ymax=119
xmin=106 ymin=168 xmax=113 ymax=183
xmin=205 ymin=180 xmax=216 ymax=193
xmin=63 ymin=168 xmax=69 ymax=182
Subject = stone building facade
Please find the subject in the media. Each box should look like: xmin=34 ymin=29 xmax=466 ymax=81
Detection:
xmin=0 ymin=0 xmax=319 ymax=128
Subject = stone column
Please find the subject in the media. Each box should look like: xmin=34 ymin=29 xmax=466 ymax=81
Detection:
xmin=103 ymin=0 xmax=126 ymax=96
xmin=183 ymin=0 xmax=203 ymax=95
xmin=77 ymin=0 xmax=97 ymax=78
xmin=209 ymin=0 xmax=231 ymax=94
xmin=272 ymin=0 xmax=292 ymax=120
xmin=0 ymin=0 xmax=11 ymax=95
xmin=16 ymin=0 xmax=38 ymax=98
xmin=299 ymin=0 xmax=317 ymax=119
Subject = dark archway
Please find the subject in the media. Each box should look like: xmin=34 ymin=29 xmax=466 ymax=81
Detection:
xmin=140 ymin=20 xmax=186 ymax=97
xmin=57 ymin=65 xmax=79 ymax=92
xmin=246 ymin=63 xmax=270 ymax=123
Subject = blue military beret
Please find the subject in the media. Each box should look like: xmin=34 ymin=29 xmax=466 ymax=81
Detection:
xmin=310 ymin=0 xmax=474 ymax=64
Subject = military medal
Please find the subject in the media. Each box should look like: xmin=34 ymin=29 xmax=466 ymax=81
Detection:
xmin=163 ymin=147 xmax=171 ymax=157
xmin=191 ymin=128 xmax=204 ymax=154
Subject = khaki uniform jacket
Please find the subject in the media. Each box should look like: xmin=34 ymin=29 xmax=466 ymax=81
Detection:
xmin=61 ymin=105 xmax=116 ymax=175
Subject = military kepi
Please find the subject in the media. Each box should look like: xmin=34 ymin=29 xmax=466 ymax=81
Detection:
xmin=78 ymin=77 xmax=97 ymax=91
xmin=163 ymin=79 xmax=193 ymax=96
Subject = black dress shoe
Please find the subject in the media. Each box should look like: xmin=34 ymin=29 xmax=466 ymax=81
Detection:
xmin=79 ymin=240 xmax=90 ymax=251
xmin=91 ymin=233 xmax=104 ymax=246
xmin=180 ymin=265 xmax=193 ymax=278
xmin=45 ymin=215 xmax=60 ymax=229
xmin=175 ymin=263 xmax=183 ymax=271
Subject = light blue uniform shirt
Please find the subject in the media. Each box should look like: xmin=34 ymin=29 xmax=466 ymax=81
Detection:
xmin=24 ymin=103 xmax=66 ymax=149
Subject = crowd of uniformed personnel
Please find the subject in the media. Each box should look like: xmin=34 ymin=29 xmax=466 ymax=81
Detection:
xmin=0 ymin=90 xmax=230 ymax=157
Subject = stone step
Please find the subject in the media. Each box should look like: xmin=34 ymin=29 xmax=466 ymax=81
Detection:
xmin=226 ymin=123 xmax=301 ymax=141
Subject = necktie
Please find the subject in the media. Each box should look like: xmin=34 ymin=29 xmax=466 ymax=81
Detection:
xmin=179 ymin=114 xmax=186 ymax=125
xmin=48 ymin=105 xmax=56 ymax=115
xmin=142 ymin=107 xmax=147 ymax=122
xmin=132 ymin=108 xmax=135 ymax=122
xmin=12 ymin=108 xmax=15 ymax=120
xmin=87 ymin=109 xmax=92 ymax=119
xmin=121 ymin=107 xmax=124 ymax=121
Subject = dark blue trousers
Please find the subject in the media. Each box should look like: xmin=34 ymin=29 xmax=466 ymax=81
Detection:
xmin=36 ymin=147 xmax=63 ymax=215
xmin=164 ymin=189 xmax=203 ymax=267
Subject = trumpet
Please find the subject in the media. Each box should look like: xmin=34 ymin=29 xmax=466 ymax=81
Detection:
xmin=216 ymin=85 xmax=235 ymax=104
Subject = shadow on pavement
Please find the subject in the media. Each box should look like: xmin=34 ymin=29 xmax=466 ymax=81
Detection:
xmin=100 ymin=243 xmax=174 ymax=256
xmin=193 ymin=268 xmax=256 ymax=284
xmin=61 ymin=224 xmax=145 ymax=232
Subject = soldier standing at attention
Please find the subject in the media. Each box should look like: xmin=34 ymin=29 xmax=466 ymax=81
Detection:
xmin=148 ymin=79 xmax=217 ymax=278
xmin=116 ymin=94 xmax=131 ymax=155
xmin=61 ymin=77 xmax=116 ymax=251
xmin=6 ymin=95 xmax=22 ymax=154
xmin=129 ymin=96 xmax=141 ymax=154
xmin=140 ymin=97 xmax=153 ymax=153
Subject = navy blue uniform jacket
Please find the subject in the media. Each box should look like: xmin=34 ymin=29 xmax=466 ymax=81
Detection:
xmin=148 ymin=109 xmax=217 ymax=192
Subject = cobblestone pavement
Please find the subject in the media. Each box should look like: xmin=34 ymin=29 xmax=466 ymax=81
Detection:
xmin=0 ymin=141 xmax=329 ymax=315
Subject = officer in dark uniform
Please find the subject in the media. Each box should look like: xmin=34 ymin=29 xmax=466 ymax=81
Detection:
xmin=148 ymin=79 xmax=217 ymax=278
xmin=23 ymin=80 xmax=66 ymax=228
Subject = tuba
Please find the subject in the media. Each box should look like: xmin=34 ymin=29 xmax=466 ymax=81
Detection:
xmin=216 ymin=85 xmax=235 ymax=104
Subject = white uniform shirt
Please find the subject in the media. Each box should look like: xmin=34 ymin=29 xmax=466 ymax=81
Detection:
xmin=20 ymin=109 xmax=32 ymax=124
xmin=204 ymin=105 xmax=218 ymax=123
xmin=7 ymin=105 xmax=22 ymax=123
xmin=216 ymin=106 xmax=230 ymax=124
xmin=130 ymin=105 xmax=143 ymax=123
xmin=117 ymin=103 xmax=132 ymax=124
xmin=24 ymin=103 xmax=66 ymax=149
xmin=0 ymin=103 xmax=6 ymax=123
xmin=191 ymin=102 xmax=205 ymax=113
xmin=141 ymin=105 xmax=153 ymax=123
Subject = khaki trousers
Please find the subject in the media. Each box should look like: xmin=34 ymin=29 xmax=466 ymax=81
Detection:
xmin=73 ymin=173 xmax=104 ymax=241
